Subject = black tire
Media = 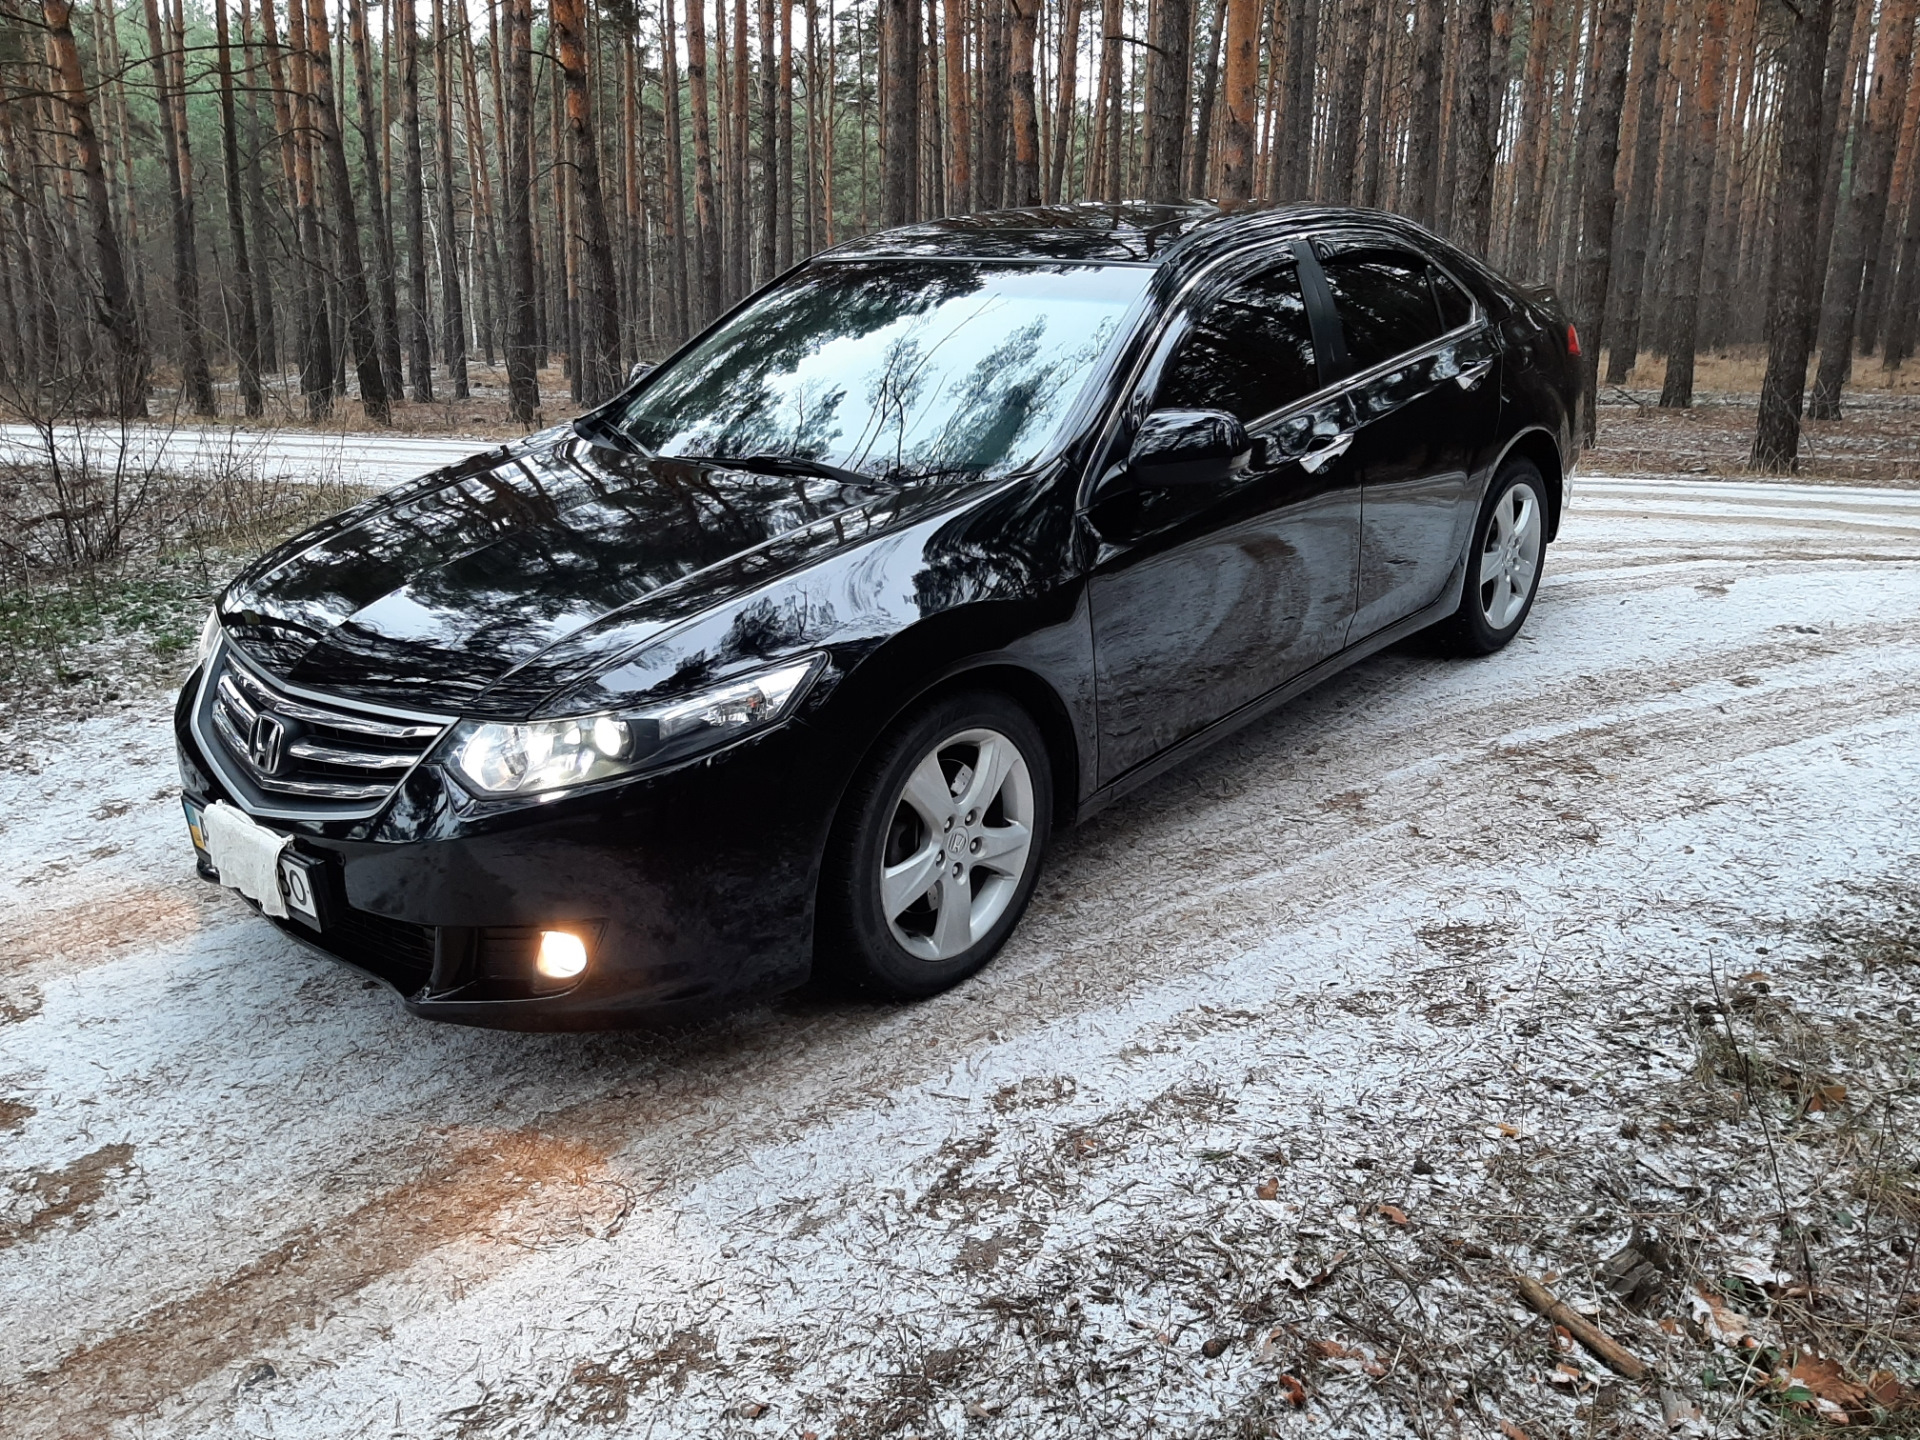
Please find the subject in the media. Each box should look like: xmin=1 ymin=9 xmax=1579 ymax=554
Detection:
xmin=1431 ymin=458 xmax=1549 ymax=657
xmin=819 ymin=690 xmax=1053 ymax=999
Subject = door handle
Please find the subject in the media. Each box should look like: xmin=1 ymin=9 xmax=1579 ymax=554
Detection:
xmin=1298 ymin=432 xmax=1354 ymax=474
xmin=1455 ymin=359 xmax=1494 ymax=390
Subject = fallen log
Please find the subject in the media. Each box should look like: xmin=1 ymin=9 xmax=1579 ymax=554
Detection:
xmin=1515 ymin=1275 xmax=1650 ymax=1381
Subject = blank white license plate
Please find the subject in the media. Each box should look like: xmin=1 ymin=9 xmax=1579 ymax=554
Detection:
xmin=190 ymin=800 xmax=322 ymax=928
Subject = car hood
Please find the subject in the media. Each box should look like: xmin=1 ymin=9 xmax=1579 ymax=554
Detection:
xmin=217 ymin=430 xmax=960 ymax=716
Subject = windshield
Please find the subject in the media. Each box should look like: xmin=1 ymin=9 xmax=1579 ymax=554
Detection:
xmin=609 ymin=260 xmax=1151 ymax=483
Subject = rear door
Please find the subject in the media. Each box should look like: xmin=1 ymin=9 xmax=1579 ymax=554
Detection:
xmin=1086 ymin=255 xmax=1361 ymax=783
xmin=1308 ymin=241 xmax=1501 ymax=640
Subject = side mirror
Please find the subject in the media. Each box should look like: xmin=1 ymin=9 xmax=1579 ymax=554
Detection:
xmin=627 ymin=361 xmax=655 ymax=385
xmin=1118 ymin=408 xmax=1251 ymax=493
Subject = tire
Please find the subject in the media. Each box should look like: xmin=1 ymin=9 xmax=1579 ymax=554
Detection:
xmin=820 ymin=690 xmax=1053 ymax=999
xmin=1431 ymin=458 xmax=1548 ymax=657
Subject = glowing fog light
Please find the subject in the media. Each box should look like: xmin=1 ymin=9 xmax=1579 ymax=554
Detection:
xmin=536 ymin=930 xmax=589 ymax=980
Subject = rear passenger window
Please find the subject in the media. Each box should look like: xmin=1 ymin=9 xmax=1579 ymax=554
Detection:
xmin=1157 ymin=264 xmax=1321 ymax=422
xmin=1319 ymin=249 xmax=1444 ymax=372
xmin=1430 ymin=267 xmax=1473 ymax=330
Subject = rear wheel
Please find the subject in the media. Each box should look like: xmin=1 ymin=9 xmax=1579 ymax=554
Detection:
xmin=1432 ymin=459 xmax=1547 ymax=656
xmin=820 ymin=691 xmax=1052 ymax=998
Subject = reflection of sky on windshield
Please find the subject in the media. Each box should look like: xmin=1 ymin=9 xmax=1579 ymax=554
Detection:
xmin=621 ymin=262 xmax=1151 ymax=481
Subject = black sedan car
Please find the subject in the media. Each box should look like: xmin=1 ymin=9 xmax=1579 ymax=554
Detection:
xmin=176 ymin=202 xmax=1581 ymax=1028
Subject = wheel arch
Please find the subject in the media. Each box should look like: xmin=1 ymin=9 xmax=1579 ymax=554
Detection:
xmin=1492 ymin=425 xmax=1566 ymax=542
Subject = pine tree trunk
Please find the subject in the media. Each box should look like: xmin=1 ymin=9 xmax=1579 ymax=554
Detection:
xmin=553 ymin=0 xmax=621 ymax=402
xmin=1137 ymin=0 xmax=1188 ymax=203
xmin=1807 ymin=0 xmax=1915 ymax=417
xmin=430 ymin=0 xmax=469 ymax=396
xmin=347 ymin=0 xmax=403 ymax=401
xmin=502 ymin=0 xmax=540 ymax=419
xmin=1009 ymin=0 xmax=1042 ymax=203
xmin=881 ymin=0 xmax=921 ymax=222
xmin=211 ymin=0 xmax=263 ymax=415
xmin=1450 ymin=0 xmax=1495 ymax=252
xmin=1274 ymin=0 xmax=1318 ymax=199
xmin=760 ymin=0 xmax=779 ymax=278
xmin=779 ymin=0 xmax=796 ymax=261
xmin=685 ymin=0 xmax=725 ymax=317
xmin=141 ymin=0 xmax=217 ymax=414
xmin=1187 ymin=0 xmax=1227 ymax=195
xmin=1882 ymin=130 xmax=1920 ymax=369
xmin=1567 ymin=0 xmax=1633 ymax=444
xmin=1658 ymin=0 xmax=1726 ymax=409
xmin=1750 ymin=0 xmax=1837 ymax=471
xmin=1602 ymin=0 xmax=1666 ymax=381
xmin=661 ymin=0 xmax=692 ymax=337
xmin=42 ymin=0 xmax=147 ymax=416
xmin=1216 ymin=0 xmax=1258 ymax=199
xmin=945 ymin=0 xmax=975 ymax=208
xmin=399 ymin=0 xmax=433 ymax=400
xmin=238 ymin=0 xmax=280 ymax=376
xmin=1402 ymin=0 xmax=1446 ymax=226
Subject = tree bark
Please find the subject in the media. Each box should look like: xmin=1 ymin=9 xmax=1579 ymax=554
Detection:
xmin=502 ymin=0 xmax=539 ymax=420
xmin=346 ymin=0 xmax=402 ymax=401
xmin=943 ymin=0 xmax=975 ymax=208
xmin=1602 ymin=0 xmax=1667 ymax=380
xmin=1044 ymin=0 xmax=1080 ymax=200
xmin=1452 ymin=0 xmax=1496 ymax=252
xmin=399 ymin=0 xmax=433 ymax=400
xmin=1808 ymin=0 xmax=1915 ymax=416
xmin=1216 ymin=0 xmax=1259 ymax=198
xmin=301 ymin=0 xmax=388 ymax=419
xmin=685 ymin=0 xmax=725 ymax=316
xmin=1188 ymin=0 xmax=1228 ymax=195
xmin=1750 ymin=0 xmax=1838 ymax=471
xmin=1567 ymin=0 xmax=1633 ymax=445
xmin=43 ymin=0 xmax=147 ymax=416
xmin=1404 ymin=0 xmax=1447 ymax=226
xmin=881 ymin=0 xmax=921 ymax=222
xmin=759 ymin=0 xmax=778 ymax=278
xmin=1009 ymin=0 xmax=1043 ymax=203
xmin=552 ymin=0 xmax=621 ymax=402
xmin=212 ymin=0 xmax=263 ymax=415
xmin=430 ymin=0 xmax=469 ymax=396
xmin=779 ymin=0 xmax=796 ymax=262
xmin=660 ymin=0 xmax=692 ymax=337
xmin=140 ymin=0 xmax=217 ymax=414
xmin=1658 ymin=0 xmax=1726 ymax=409
xmin=1141 ymin=0 xmax=1193 ymax=202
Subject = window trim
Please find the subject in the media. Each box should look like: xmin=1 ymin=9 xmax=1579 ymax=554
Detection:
xmin=1076 ymin=225 xmax=1491 ymax=513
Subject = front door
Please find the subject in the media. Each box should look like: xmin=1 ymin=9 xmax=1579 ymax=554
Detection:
xmin=1086 ymin=257 xmax=1362 ymax=785
xmin=1311 ymin=244 xmax=1502 ymax=640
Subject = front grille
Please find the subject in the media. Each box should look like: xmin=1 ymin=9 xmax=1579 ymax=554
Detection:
xmin=199 ymin=645 xmax=448 ymax=816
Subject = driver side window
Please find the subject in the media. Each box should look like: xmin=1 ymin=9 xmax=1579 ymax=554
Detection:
xmin=1156 ymin=264 xmax=1321 ymax=424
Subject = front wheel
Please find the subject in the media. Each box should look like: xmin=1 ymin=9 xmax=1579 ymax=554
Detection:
xmin=1432 ymin=459 xmax=1547 ymax=656
xmin=819 ymin=691 xmax=1053 ymax=998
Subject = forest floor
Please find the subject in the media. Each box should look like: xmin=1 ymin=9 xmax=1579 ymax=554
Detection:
xmin=1 ymin=389 xmax=1919 ymax=1437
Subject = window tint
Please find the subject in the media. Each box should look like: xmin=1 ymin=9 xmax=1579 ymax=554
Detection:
xmin=1319 ymin=249 xmax=1444 ymax=372
xmin=1430 ymin=266 xmax=1473 ymax=330
xmin=1156 ymin=264 xmax=1320 ymax=421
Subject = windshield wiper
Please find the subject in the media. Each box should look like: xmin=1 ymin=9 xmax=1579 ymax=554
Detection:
xmin=681 ymin=452 xmax=896 ymax=487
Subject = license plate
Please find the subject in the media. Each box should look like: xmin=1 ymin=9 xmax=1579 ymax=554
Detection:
xmin=195 ymin=800 xmax=324 ymax=931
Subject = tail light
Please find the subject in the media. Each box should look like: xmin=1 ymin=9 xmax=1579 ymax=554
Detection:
xmin=1565 ymin=323 xmax=1581 ymax=356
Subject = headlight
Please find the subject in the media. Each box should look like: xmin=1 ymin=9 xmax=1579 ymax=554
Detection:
xmin=442 ymin=654 xmax=825 ymax=797
xmin=196 ymin=608 xmax=222 ymax=665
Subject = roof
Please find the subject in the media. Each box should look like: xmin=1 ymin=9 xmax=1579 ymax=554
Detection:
xmin=819 ymin=201 xmax=1465 ymax=274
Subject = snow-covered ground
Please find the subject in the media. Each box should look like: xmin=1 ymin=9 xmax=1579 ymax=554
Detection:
xmin=0 ymin=421 xmax=481 ymax=489
xmin=3 ymin=475 xmax=1918 ymax=1438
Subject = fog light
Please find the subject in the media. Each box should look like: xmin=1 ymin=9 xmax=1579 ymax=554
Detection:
xmin=536 ymin=930 xmax=589 ymax=980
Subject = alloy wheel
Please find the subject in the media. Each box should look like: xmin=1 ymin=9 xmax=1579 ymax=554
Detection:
xmin=879 ymin=727 xmax=1036 ymax=962
xmin=1479 ymin=480 xmax=1542 ymax=631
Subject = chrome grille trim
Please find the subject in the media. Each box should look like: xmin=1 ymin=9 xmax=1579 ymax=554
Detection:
xmin=192 ymin=639 xmax=454 ymax=821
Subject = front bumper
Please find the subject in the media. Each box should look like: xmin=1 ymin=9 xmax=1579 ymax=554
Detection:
xmin=174 ymin=675 xmax=845 ymax=1029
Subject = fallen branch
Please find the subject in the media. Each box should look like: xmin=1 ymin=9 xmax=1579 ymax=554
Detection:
xmin=1515 ymin=1275 xmax=1649 ymax=1381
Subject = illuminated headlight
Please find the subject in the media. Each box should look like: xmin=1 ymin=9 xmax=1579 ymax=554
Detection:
xmin=441 ymin=654 xmax=825 ymax=798
xmin=196 ymin=607 xmax=223 ymax=665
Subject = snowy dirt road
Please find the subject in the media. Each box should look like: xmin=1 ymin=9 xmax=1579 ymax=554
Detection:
xmin=3 ymin=476 xmax=1919 ymax=1439
xmin=0 ymin=421 xmax=481 ymax=489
